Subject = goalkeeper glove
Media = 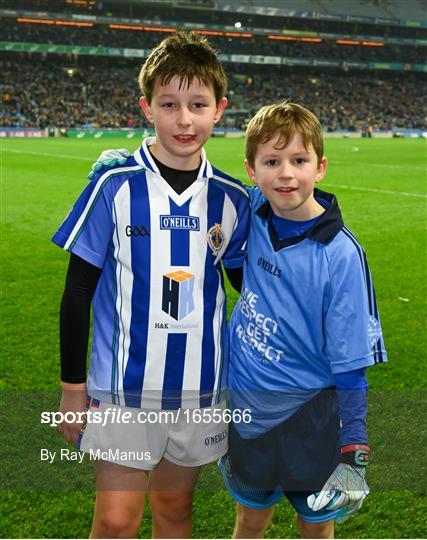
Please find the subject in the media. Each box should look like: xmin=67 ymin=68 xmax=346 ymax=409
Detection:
xmin=88 ymin=148 xmax=131 ymax=180
xmin=307 ymin=444 xmax=370 ymax=524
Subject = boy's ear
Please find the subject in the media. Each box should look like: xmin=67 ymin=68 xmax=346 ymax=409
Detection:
xmin=213 ymin=97 xmax=228 ymax=124
xmin=315 ymin=156 xmax=328 ymax=184
xmin=244 ymin=159 xmax=258 ymax=185
xmin=139 ymin=96 xmax=153 ymax=123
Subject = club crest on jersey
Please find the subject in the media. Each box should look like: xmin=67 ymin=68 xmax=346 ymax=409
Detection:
xmin=368 ymin=315 xmax=382 ymax=347
xmin=160 ymin=215 xmax=200 ymax=231
xmin=207 ymin=223 xmax=225 ymax=256
xmin=162 ymin=270 xmax=195 ymax=320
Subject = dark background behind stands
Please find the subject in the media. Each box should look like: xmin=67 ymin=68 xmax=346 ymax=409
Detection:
xmin=1 ymin=0 xmax=426 ymax=132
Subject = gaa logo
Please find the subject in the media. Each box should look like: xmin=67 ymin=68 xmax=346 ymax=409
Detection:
xmin=125 ymin=225 xmax=150 ymax=237
xmin=162 ymin=270 xmax=195 ymax=320
xmin=207 ymin=223 xmax=225 ymax=256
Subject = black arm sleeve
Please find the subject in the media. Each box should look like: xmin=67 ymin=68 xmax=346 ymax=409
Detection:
xmin=60 ymin=254 xmax=102 ymax=383
xmin=224 ymin=266 xmax=243 ymax=293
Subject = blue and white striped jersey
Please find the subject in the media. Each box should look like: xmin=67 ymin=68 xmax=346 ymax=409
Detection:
xmin=229 ymin=187 xmax=387 ymax=437
xmin=53 ymin=138 xmax=250 ymax=409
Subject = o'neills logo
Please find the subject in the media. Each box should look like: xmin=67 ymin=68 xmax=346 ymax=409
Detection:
xmin=368 ymin=315 xmax=383 ymax=348
xmin=207 ymin=223 xmax=225 ymax=255
xmin=204 ymin=428 xmax=228 ymax=446
xmin=160 ymin=215 xmax=200 ymax=231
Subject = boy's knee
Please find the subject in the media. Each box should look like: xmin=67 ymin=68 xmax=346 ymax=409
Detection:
xmin=150 ymin=491 xmax=193 ymax=524
xmin=235 ymin=504 xmax=274 ymax=536
xmin=92 ymin=512 xmax=141 ymax=539
xmin=296 ymin=515 xmax=334 ymax=539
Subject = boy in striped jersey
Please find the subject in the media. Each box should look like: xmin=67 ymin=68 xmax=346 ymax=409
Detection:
xmin=52 ymin=32 xmax=249 ymax=538
xmin=218 ymin=102 xmax=387 ymax=538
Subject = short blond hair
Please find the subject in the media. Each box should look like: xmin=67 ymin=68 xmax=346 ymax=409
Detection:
xmin=245 ymin=102 xmax=324 ymax=167
xmin=139 ymin=31 xmax=227 ymax=104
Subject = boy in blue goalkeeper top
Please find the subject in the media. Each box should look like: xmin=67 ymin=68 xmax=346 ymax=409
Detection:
xmin=88 ymin=102 xmax=387 ymax=537
xmin=52 ymin=32 xmax=249 ymax=538
xmin=217 ymin=102 xmax=387 ymax=538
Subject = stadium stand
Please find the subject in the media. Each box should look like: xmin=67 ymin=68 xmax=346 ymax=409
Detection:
xmin=1 ymin=0 xmax=426 ymax=134
xmin=1 ymin=21 xmax=425 ymax=64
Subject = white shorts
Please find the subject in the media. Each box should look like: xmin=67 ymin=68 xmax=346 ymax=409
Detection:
xmin=77 ymin=397 xmax=229 ymax=470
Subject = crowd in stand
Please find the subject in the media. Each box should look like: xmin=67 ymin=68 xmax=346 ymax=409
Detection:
xmin=2 ymin=22 xmax=426 ymax=65
xmin=1 ymin=59 xmax=142 ymax=129
xmin=227 ymin=66 xmax=426 ymax=131
xmin=1 ymin=57 xmax=425 ymax=131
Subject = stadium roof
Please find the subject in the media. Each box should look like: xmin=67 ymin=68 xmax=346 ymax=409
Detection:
xmin=216 ymin=0 xmax=426 ymax=22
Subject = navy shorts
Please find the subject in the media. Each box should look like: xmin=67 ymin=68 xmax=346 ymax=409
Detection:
xmin=219 ymin=388 xmax=342 ymax=522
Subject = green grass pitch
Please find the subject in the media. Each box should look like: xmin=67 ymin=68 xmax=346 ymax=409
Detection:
xmin=1 ymin=136 xmax=426 ymax=538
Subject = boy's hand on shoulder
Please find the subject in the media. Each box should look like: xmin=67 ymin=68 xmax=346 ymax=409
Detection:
xmin=58 ymin=381 xmax=87 ymax=444
xmin=88 ymin=148 xmax=131 ymax=180
xmin=307 ymin=444 xmax=370 ymax=523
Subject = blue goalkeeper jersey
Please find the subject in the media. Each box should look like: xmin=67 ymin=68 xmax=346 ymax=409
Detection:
xmin=229 ymin=187 xmax=387 ymax=438
xmin=53 ymin=137 xmax=250 ymax=409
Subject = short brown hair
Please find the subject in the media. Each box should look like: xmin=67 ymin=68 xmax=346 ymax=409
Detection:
xmin=245 ymin=101 xmax=324 ymax=167
xmin=139 ymin=31 xmax=227 ymax=104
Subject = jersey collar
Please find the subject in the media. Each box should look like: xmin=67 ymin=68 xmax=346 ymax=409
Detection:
xmin=133 ymin=137 xmax=213 ymax=180
xmin=255 ymin=188 xmax=344 ymax=251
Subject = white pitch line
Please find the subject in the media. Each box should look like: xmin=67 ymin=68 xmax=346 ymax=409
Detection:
xmin=360 ymin=163 xmax=425 ymax=171
xmin=230 ymin=174 xmax=426 ymax=199
xmin=321 ymin=183 xmax=426 ymax=199
xmin=3 ymin=149 xmax=426 ymax=199
xmin=2 ymin=149 xmax=93 ymax=160
xmin=329 ymin=161 xmax=425 ymax=171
